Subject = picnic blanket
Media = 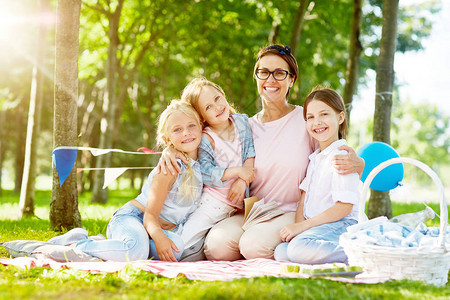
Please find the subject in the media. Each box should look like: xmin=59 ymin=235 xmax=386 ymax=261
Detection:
xmin=0 ymin=239 xmax=387 ymax=283
xmin=0 ymin=256 xmax=387 ymax=284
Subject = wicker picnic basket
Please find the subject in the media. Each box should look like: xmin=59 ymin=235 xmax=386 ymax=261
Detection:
xmin=340 ymin=157 xmax=450 ymax=286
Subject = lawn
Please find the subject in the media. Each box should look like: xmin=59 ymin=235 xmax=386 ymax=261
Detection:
xmin=0 ymin=189 xmax=449 ymax=300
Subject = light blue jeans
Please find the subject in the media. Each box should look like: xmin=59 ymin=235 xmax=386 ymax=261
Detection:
xmin=274 ymin=217 xmax=357 ymax=264
xmin=74 ymin=204 xmax=184 ymax=262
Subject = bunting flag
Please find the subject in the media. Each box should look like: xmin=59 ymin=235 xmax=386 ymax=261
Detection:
xmin=52 ymin=146 xmax=161 ymax=187
xmin=103 ymin=167 xmax=131 ymax=189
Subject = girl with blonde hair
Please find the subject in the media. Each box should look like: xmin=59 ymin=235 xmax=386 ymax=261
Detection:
xmin=49 ymin=100 xmax=203 ymax=262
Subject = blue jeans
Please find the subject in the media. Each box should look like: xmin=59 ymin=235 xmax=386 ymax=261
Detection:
xmin=274 ymin=217 xmax=357 ymax=264
xmin=74 ymin=204 xmax=184 ymax=262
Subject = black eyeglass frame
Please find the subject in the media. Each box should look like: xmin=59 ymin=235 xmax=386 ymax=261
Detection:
xmin=255 ymin=68 xmax=293 ymax=81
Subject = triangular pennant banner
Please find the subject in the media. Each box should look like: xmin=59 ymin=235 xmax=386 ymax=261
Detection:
xmin=137 ymin=147 xmax=161 ymax=154
xmin=103 ymin=167 xmax=128 ymax=189
xmin=90 ymin=148 xmax=113 ymax=156
xmin=52 ymin=148 xmax=78 ymax=186
xmin=52 ymin=146 xmax=160 ymax=186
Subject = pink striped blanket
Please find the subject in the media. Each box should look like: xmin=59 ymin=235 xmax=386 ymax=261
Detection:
xmin=0 ymin=257 xmax=386 ymax=284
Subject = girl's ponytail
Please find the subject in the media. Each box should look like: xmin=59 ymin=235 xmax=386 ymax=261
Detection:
xmin=178 ymin=156 xmax=199 ymax=204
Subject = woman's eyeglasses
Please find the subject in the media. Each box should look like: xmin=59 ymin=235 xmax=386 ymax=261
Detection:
xmin=255 ymin=68 xmax=293 ymax=81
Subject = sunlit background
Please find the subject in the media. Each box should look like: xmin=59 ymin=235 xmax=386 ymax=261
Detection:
xmin=0 ymin=1 xmax=448 ymax=204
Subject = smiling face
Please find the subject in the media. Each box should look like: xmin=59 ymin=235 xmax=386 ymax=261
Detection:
xmin=196 ymin=85 xmax=230 ymax=127
xmin=305 ymin=100 xmax=345 ymax=150
xmin=165 ymin=111 xmax=202 ymax=159
xmin=255 ymin=54 xmax=295 ymax=104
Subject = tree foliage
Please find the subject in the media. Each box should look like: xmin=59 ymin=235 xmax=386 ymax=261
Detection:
xmin=0 ymin=0 xmax=443 ymax=205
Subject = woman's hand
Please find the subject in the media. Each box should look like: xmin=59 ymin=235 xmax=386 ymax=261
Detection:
xmin=333 ymin=145 xmax=365 ymax=176
xmin=227 ymin=178 xmax=247 ymax=205
xmin=154 ymin=233 xmax=180 ymax=262
xmin=156 ymin=146 xmax=188 ymax=175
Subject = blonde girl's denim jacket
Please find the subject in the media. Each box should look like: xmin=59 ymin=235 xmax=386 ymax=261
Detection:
xmin=198 ymin=113 xmax=256 ymax=194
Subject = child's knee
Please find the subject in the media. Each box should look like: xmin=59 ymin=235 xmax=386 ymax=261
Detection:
xmin=126 ymin=238 xmax=150 ymax=261
xmin=286 ymin=238 xmax=316 ymax=263
xmin=274 ymin=242 xmax=289 ymax=261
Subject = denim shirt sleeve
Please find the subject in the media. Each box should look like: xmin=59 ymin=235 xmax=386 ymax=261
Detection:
xmin=231 ymin=114 xmax=256 ymax=162
xmin=198 ymin=134 xmax=226 ymax=187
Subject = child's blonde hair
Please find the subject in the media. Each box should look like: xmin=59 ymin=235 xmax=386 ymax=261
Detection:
xmin=180 ymin=76 xmax=236 ymax=126
xmin=156 ymin=99 xmax=202 ymax=204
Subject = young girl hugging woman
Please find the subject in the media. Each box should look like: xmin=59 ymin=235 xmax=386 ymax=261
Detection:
xmin=178 ymin=77 xmax=256 ymax=253
xmin=274 ymin=87 xmax=364 ymax=265
xmin=49 ymin=100 xmax=203 ymax=262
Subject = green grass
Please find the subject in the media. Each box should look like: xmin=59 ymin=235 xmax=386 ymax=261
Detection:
xmin=0 ymin=190 xmax=449 ymax=299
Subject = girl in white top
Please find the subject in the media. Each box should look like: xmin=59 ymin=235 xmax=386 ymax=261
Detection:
xmin=274 ymin=87 xmax=362 ymax=264
xmin=179 ymin=77 xmax=256 ymax=251
xmin=50 ymin=100 xmax=203 ymax=262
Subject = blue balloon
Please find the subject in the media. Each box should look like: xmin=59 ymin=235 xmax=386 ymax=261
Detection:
xmin=357 ymin=142 xmax=404 ymax=191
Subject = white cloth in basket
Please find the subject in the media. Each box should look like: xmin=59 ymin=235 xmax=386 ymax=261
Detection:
xmin=345 ymin=217 xmax=450 ymax=249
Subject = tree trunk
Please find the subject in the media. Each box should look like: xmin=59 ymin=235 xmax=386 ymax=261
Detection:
xmin=368 ymin=0 xmax=399 ymax=219
xmin=343 ymin=0 xmax=363 ymax=126
xmin=19 ymin=0 xmax=50 ymax=218
xmin=289 ymin=0 xmax=311 ymax=102
xmin=290 ymin=0 xmax=310 ymax=57
xmin=14 ymin=99 xmax=26 ymax=194
xmin=268 ymin=21 xmax=280 ymax=44
xmin=50 ymin=0 xmax=82 ymax=230
xmin=92 ymin=1 xmax=123 ymax=204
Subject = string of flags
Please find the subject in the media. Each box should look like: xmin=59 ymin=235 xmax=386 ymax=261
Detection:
xmin=52 ymin=146 xmax=161 ymax=188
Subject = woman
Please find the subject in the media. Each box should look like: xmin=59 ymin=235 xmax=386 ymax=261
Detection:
xmin=158 ymin=44 xmax=364 ymax=260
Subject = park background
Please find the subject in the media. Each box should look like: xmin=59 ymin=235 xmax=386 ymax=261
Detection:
xmin=0 ymin=1 xmax=450 ymax=298
xmin=0 ymin=0 xmax=448 ymax=220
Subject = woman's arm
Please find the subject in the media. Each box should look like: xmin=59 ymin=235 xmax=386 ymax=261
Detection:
xmin=333 ymin=145 xmax=365 ymax=176
xmin=143 ymin=172 xmax=179 ymax=262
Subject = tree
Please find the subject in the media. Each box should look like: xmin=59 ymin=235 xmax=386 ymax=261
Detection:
xmin=50 ymin=0 xmax=82 ymax=230
xmin=290 ymin=0 xmax=311 ymax=57
xmin=367 ymin=0 xmax=399 ymax=219
xmin=19 ymin=0 xmax=51 ymax=218
xmin=392 ymin=100 xmax=450 ymax=178
xmin=87 ymin=0 xmax=124 ymax=204
xmin=343 ymin=0 xmax=363 ymax=125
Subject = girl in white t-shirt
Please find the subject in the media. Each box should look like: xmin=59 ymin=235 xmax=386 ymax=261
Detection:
xmin=274 ymin=87 xmax=363 ymax=264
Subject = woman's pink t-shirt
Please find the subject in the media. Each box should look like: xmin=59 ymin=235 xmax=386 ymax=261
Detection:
xmin=248 ymin=106 xmax=315 ymax=212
